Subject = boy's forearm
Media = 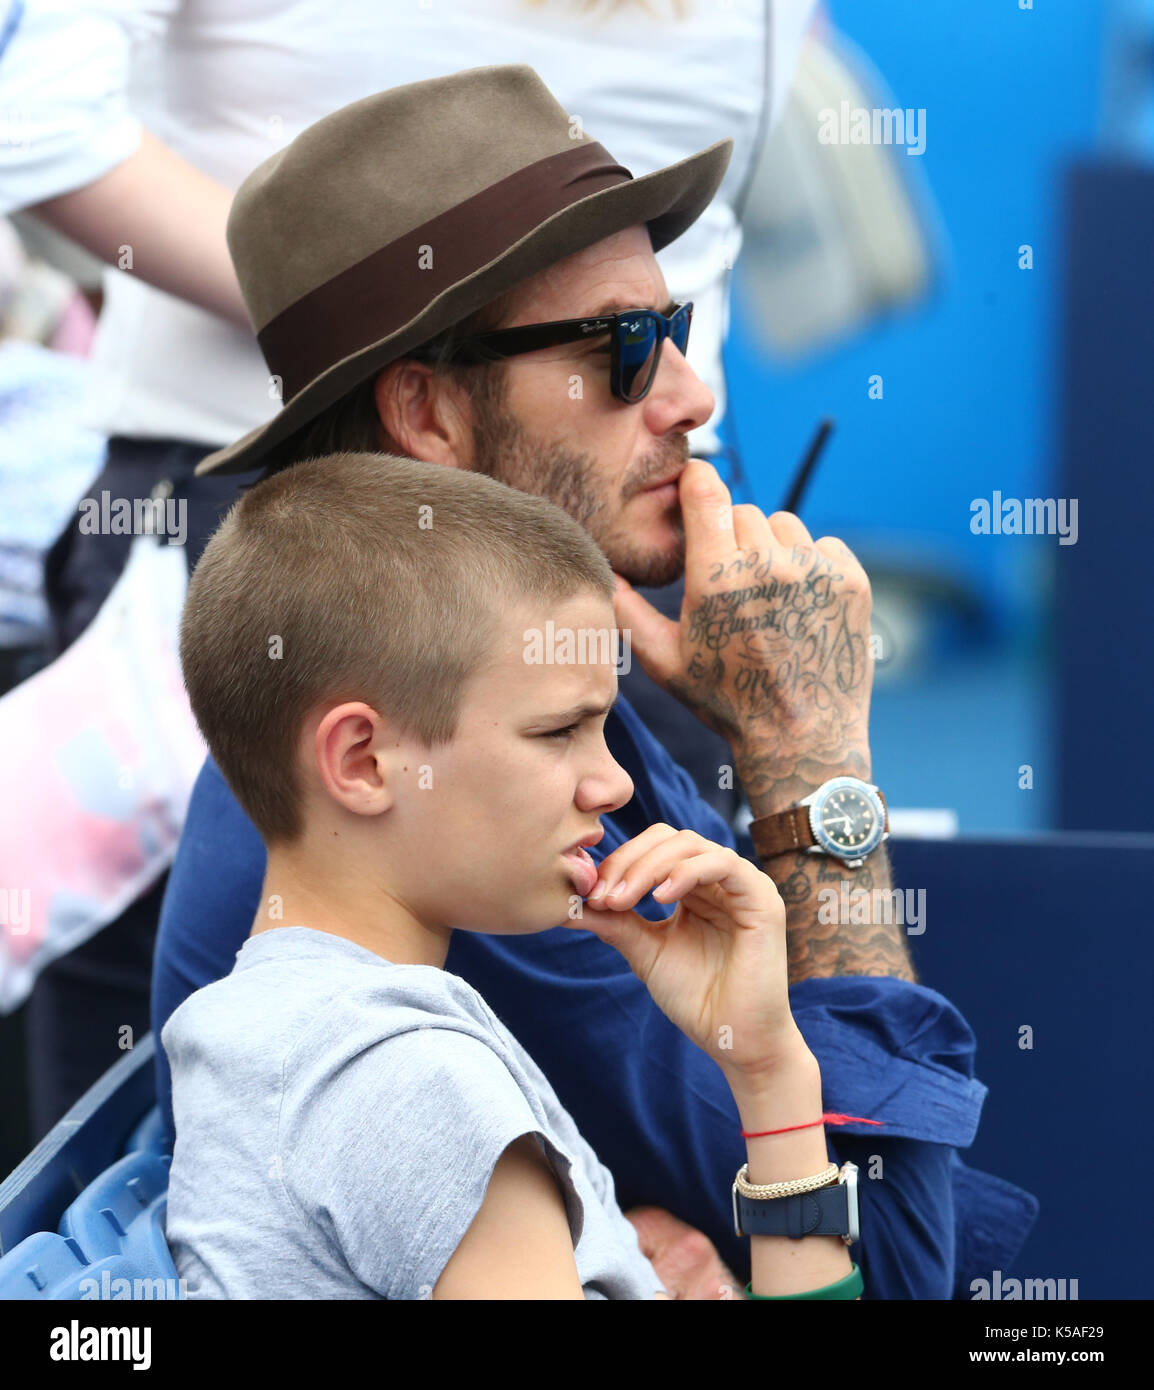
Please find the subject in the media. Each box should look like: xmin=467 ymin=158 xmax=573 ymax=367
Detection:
xmin=724 ymin=1049 xmax=855 ymax=1298
xmin=28 ymin=127 xmax=251 ymax=329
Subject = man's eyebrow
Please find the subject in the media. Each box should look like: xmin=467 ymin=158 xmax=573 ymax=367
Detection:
xmin=587 ymin=298 xmax=677 ymax=319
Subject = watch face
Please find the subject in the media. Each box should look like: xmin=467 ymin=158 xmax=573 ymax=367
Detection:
xmin=843 ymin=1163 xmax=860 ymax=1244
xmin=811 ymin=779 xmax=885 ymax=861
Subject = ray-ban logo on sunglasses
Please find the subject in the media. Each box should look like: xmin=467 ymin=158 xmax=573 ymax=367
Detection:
xmin=522 ymin=623 xmax=631 ymax=675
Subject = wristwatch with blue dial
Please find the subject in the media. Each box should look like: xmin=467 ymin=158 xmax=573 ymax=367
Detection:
xmin=750 ymin=776 xmax=888 ymax=869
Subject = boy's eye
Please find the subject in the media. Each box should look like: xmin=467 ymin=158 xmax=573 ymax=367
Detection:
xmin=542 ymin=723 xmax=580 ymax=739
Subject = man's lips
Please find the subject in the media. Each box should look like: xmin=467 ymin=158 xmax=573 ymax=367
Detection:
xmin=560 ymin=829 xmax=604 ymax=898
xmin=642 ymin=467 xmax=685 ymax=493
xmin=622 ymin=456 xmax=688 ymax=502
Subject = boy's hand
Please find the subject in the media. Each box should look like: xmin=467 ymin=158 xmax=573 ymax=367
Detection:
xmin=580 ymin=825 xmax=801 ymax=1075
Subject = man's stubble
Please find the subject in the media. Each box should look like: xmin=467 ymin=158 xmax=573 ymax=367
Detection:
xmin=467 ymin=368 xmax=689 ymax=589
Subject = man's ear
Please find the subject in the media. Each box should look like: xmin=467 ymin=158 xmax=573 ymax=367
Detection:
xmin=374 ymin=359 xmax=472 ymax=467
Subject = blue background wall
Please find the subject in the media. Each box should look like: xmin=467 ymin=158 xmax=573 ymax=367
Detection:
xmin=724 ymin=0 xmax=1113 ymax=832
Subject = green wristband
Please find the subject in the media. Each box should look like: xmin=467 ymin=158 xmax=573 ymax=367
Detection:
xmin=744 ymin=1263 xmax=863 ymax=1301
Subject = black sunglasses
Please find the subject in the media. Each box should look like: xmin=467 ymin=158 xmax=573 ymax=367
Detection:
xmin=432 ymin=301 xmax=693 ymax=404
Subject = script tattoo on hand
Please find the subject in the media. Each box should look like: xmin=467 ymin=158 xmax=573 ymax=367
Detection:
xmin=670 ymin=545 xmax=871 ymax=779
xmin=668 ymin=534 xmax=910 ymax=981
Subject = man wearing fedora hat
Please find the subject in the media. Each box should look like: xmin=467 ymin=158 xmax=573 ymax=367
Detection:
xmin=151 ymin=64 xmax=1037 ymax=1296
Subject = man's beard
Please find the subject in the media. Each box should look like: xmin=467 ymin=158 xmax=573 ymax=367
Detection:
xmin=467 ymin=370 xmax=689 ymax=588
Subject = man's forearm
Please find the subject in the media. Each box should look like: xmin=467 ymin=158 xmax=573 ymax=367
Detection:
xmin=736 ymin=749 xmax=916 ymax=984
xmin=767 ymin=842 xmax=915 ymax=983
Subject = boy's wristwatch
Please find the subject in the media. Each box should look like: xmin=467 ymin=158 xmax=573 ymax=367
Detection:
xmin=749 ymin=776 xmax=888 ymax=869
xmin=732 ymin=1161 xmax=860 ymax=1244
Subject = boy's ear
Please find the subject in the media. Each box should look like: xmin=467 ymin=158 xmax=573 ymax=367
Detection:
xmin=312 ymin=702 xmax=399 ymax=819
xmin=374 ymin=360 xmax=473 ymax=467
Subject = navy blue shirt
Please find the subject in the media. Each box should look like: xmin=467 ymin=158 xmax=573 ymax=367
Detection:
xmin=151 ymin=695 xmax=1037 ymax=1298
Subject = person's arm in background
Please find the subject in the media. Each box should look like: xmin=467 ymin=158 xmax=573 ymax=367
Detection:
xmin=0 ymin=0 xmax=248 ymax=327
xmin=28 ymin=128 xmax=248 ymax=329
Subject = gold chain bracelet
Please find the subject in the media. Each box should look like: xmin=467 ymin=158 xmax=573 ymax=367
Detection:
xmin=733 ymin=1161 xmax=839 ymax=1200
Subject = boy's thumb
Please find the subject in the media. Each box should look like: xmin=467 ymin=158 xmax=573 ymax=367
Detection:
xmin=578 ymin=902 xmax=666 ymax=980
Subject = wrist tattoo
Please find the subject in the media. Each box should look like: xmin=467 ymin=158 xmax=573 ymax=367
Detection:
xmin=762 ymin=845 xmax=917 ymax=985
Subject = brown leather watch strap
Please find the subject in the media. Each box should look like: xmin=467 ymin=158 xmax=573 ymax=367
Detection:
xmin=750 ymin=787 xmax=890 ymax=864
xmin=750 ymin=803 xmax=815 ymax=861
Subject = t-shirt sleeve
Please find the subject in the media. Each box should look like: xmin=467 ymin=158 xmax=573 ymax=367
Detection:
xmin=275 ymin=1016 xmax=585 ymax=1301
xmin=0 ymin=0 xmax=179 ymax=216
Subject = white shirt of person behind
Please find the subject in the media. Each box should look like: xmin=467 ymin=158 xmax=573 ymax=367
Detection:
xmin=0 ymin=0 xmax=817 ymax=455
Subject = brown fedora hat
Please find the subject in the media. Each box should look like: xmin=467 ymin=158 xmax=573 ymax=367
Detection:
xmin=195 ymin=63 xmax=732 ymax=477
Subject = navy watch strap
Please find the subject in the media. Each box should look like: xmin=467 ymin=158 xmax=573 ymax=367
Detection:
xmin=735 ymin=1182 xmax=850 ymax=1238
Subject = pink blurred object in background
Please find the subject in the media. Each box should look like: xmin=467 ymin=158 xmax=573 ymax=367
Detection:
xmin=0 ymin=534 xmax=206 ymax=1014
xmin=48 ymin=287 xmax=97 ymax=357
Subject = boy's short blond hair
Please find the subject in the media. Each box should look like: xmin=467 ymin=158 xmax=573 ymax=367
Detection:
xmin=180 ymin=451 xmax=616 ymax=844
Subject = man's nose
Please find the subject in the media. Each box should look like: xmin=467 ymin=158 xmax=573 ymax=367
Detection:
xmin=641 ymin=340 xmax=714 ymax=438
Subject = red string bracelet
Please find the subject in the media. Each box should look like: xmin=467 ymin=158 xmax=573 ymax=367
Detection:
xmin=741 ymin=1112 xmax=884 ymax=1138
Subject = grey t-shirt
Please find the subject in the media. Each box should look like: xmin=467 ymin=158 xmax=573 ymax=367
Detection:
xmin=161 ymin=926 xmax=662 ymax=1300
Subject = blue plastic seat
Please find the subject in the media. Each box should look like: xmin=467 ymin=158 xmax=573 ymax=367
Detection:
xmin=0 ymin=1034 xmax=183 ymax=1300
xmin=124 ymin=1105 xmax=171 ymax=1159
xmin=58 ymin=1150 xmax=179 ymax=1289
xmin=0 ymin=1230 xmax=139 ymax=1300
xmin=1 ymin=1035 xmax=158 ymax=1256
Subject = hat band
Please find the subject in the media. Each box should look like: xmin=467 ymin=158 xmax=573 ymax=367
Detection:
xmin=257 ymin=141 xmax=632 ymax=403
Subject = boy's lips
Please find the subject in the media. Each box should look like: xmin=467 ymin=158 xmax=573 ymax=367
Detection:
xmin=560 ymin=829 xmax=603 ymax=898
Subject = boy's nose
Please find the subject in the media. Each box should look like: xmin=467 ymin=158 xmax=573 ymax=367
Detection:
xmin=580 ymin=754 xmax=634 ymax=816
xmin=607 ymin=760 xmax=635 ymax=813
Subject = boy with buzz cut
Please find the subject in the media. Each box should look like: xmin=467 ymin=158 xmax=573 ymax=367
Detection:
xmin=164 ymin=449 xmax=861 ymax=1301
